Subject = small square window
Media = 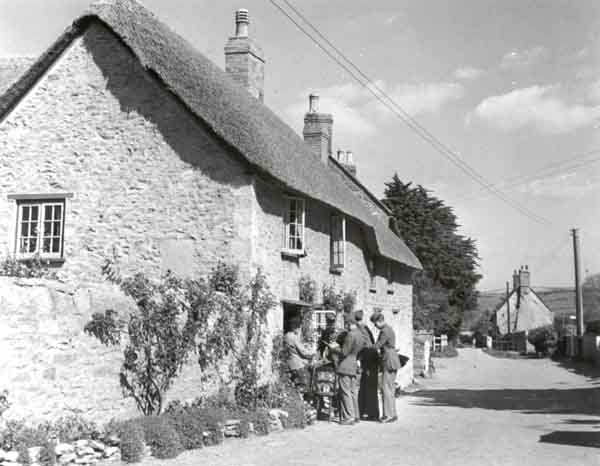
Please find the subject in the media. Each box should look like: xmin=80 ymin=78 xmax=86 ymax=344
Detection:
xmin=15 ymin=199 xmax=66 ymax=259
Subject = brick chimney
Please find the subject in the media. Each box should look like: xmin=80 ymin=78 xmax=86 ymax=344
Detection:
xmin=225 ymin=9 xmax=265 ymax=102
xmin=519 ymin=265 xmax=530 ymax=294
xmin=303 ymin=93 xmax=333 ymax=163
xmin=334 ymin=149 xmax=357 ymax=176
xmin=512 ymin=269 xmax=519 ymax=291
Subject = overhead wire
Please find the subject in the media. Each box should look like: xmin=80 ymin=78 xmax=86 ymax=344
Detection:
xmin=269 ymin=0 xmax=553 ymax=227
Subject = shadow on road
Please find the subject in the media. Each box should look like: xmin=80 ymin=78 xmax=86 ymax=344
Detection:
xmin=412 ymin=388 xmax=600 ymax=416
xmin=540 ymin=431 xmax=600 ymax=448
xmin=552 ymin=357 xmax=600 ymax=383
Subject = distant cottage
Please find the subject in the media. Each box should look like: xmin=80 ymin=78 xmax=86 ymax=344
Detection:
xmin=494 ymin=266 xmax=553 ymax=335
xmin=0 ymin=0 xmax=421 ymax=419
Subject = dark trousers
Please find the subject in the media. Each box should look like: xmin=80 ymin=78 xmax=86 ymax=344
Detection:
xmin=359 ymin=368 xmax=380 ymax=419
xmin=381 ymin=370 xmax=397 ymax=418
xmin=338 ymin=374 xmax=358 ymax=422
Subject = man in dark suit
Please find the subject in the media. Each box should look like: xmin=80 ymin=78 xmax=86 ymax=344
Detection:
xmin=355 ymin=309 xmax=379 ymax=420
xmin=372 ymin=312 xmax=400 ymax=423
xmin=329 ymin=313 xmax=364 ymax=425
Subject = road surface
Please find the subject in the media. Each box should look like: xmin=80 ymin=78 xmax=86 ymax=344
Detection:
xmin=134 ymin=349 xmax=600 ymax=466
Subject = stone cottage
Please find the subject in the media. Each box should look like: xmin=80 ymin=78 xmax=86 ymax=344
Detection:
xmin=0 ymin=0 xmax=421 ymax=421
xmin=494 ymin=266 xmax=554 ymax=335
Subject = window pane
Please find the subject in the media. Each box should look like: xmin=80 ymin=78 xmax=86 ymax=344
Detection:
xmin=22 ymin=206 xmax=30 ymax=221
xmin=44 ymin=221 xmax=52 ymax=236
xmin=30 ymin=222 xmax=38 ymax=237
xmin=43 ymin=238 xmax=51 ymax=253
xmin=30 ymin=206 xmax=39 ymax=221
xmin=52 ymin=238 xmax=60 ymax=253
xmin=45 ymin=205 xmax=52 ymax=221
xmin=19 ymin=239 xmax=27 ymax=253
xmin=53 ymin=221 xmax=61 ymax=236
xmin=30 ymin=238 xmax=38 ymax=253
xmin=54 ymin=205 xmax=62 ymax=220
xmin=21 ymin=222 xmax=29 ymax=237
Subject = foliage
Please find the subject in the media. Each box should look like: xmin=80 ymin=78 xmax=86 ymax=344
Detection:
xmin=110 ymin=419 xmax=145 ymax=463
xmin=321 ymin=284 xmax=342 ymax=310
xmin=38 ymin=439 xmax=57 ymax=466
xmin=300 ymin=308 xmax=315 ymax=346
xmin=0 ymin=389 xmax=9 ymax=418
xmin=163 ymin=410 xmax=204 ymax=450
xmin=234 ymin=269 xmax=276 ymax=409
xmin=84 ymin=310 xmax=122 ymax=346
xmin=0 ymin=419 xmax=53 ymax=454
xmin=583 ymin=273 xmax=600 ymax=321
xmin=298 ymin=275 xmax=317 ymax=304
xmin=383 ymin=176 xmax=482 ymax=339
xmin=270 ymin=332 xmax=287 ymax=381
xmin=342 ymin=291 xmax=356 ymax=314
xmin=0 ymin=254 xmax=56 ymax=279
xmin=247 ymin=409 xmax=271 ymax=436
xmin=87 ymin=271 xmax=198 ymax=416
xmin=138 ymin=416 xmax=183 ymax=460
xmin=265 ymin=381 xmax=305 ymax=429
xmin=431 ymin=345 xmax=458 ymax=358
xmin=528 ymin=325 xmax=556 ymax=355
xmin=53 ymin=415 xmax=99 ymax=442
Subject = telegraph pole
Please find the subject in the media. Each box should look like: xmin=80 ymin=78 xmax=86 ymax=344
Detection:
xmin=572 ymin=229 xmax=585 ymax=344
xmin=506 ymin=281 xmax=511 ymax=334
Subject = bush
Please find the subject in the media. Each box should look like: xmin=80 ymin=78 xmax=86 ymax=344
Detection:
xmin=264 ymin=381 xmax=305 ymax=430
xmin=138 ymin=416 xmax=183 ymax=460
xmin=163 ymin=410 xmax=204 ymax=450
xmin=53 ymin=415 xmax=99 ymax=443
xmin=38 ymin=439 xmax=57 ymax=466
xmin=192 ymin=408 xmax=225 ymax=446
xmin=112 ymin=420 xmax=145 ymax=463
xmin=247 ymin=409 xmax=270 ymax=436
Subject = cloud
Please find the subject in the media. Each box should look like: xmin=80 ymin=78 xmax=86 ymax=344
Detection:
xmin=286 ymin=79 xmax=464 ymax=143
xmin=454 ymin=67 xmax=484 ymax=81
xmin=469 ymin=85 xmax=600 ymax=133
xmin=519 ymin=172 xmax=600 ymax=199
xmin=500 ymin=46 xmax=549 ymax=69
xmin=377 ymin=82 xmax=465 ymax=117
xmin=589 ymin=79 xmax=600 ymax=103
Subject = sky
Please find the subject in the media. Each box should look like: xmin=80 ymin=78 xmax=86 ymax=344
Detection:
xmin=1 ymin=0 xmax=599 ymax=291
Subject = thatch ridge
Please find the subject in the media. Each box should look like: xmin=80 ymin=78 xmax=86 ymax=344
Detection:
xmin=0 ymin=0 xmax=421 ymax=270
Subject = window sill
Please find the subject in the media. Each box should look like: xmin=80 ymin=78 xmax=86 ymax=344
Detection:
xmin=329 ymin=265 xmax=344 ymax=275
xmin=17 ymin=256 xmax=65 ymax=265
xmin=281 ymin=249 xmax=306 ymax=259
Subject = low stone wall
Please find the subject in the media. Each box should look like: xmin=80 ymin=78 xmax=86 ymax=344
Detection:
xmin=0 ymin=277 xmax=208 ymax=425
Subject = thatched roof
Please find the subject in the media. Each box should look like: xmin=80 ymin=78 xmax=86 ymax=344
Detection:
xmin=0 ymin=0 xmax=421 ymax=270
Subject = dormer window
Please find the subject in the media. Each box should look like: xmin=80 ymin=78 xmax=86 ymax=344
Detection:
xmin=283 ymin=197 xmax=305 ymax=255
xmin=330 ymin=214 xmax=345 ymax=272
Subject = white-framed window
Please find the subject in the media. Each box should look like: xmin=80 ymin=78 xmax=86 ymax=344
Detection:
xmin=330 ymin=214 xmax=345 ymax=271
xmin=16 ymin=200 xmax=65 ymax=259
xmin=283 ymin=197 xmax=305 ymax=254
xmin=313 ymin=310 xmax=335 ymax=331
xmin=368 ymin=257 xmax=377 ymax=292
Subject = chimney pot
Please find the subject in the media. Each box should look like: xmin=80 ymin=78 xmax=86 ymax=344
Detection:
xmin=225 ymin=9 xmax=265 ymax=102
xmin=309 ymin=93 xmax=320 ymax=113
xmin=346 ymin=150 xmax=354 ymax=165
xmin=235 ymin=9 xmax=249 ymax=37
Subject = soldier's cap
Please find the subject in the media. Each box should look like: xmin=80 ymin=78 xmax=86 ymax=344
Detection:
xmin=354 ymin=309 xmax=364 ymax=321
xmin=370 ymin=310 xmax=384 ymax=323
xmin=325 ymin=312 xmax=336 ymax=323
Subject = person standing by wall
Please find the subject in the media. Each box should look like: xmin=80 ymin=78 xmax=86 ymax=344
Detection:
xmin=372 ymin=312 xmax=400 ymax=423
xmin=355 ymin=309 xmax=380 ymax=420
xmin=284 ymin=317 xmax=315 ymax=394
xmin=330 ymin=313 xmax=363 ymax=425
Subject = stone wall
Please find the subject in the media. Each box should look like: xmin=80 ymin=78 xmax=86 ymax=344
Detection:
xmin=0 ymin=23 xmax=254 ymax=282
xmin=0 ymin=277 xmax=208 ymax=425
xmin=252 ymin=177 xmax=414 ymax=387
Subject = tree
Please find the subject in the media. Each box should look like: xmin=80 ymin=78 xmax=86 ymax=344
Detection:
xmin=383 ymin=175 xmax=482 ymax=338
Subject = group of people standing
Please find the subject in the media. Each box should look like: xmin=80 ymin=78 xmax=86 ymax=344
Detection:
xmin=284 ymin=309 xmax=402 ymax=425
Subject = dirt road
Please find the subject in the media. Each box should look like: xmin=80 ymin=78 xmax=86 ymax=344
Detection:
xmin=138 ymin=349 xmax=600 ymax=466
